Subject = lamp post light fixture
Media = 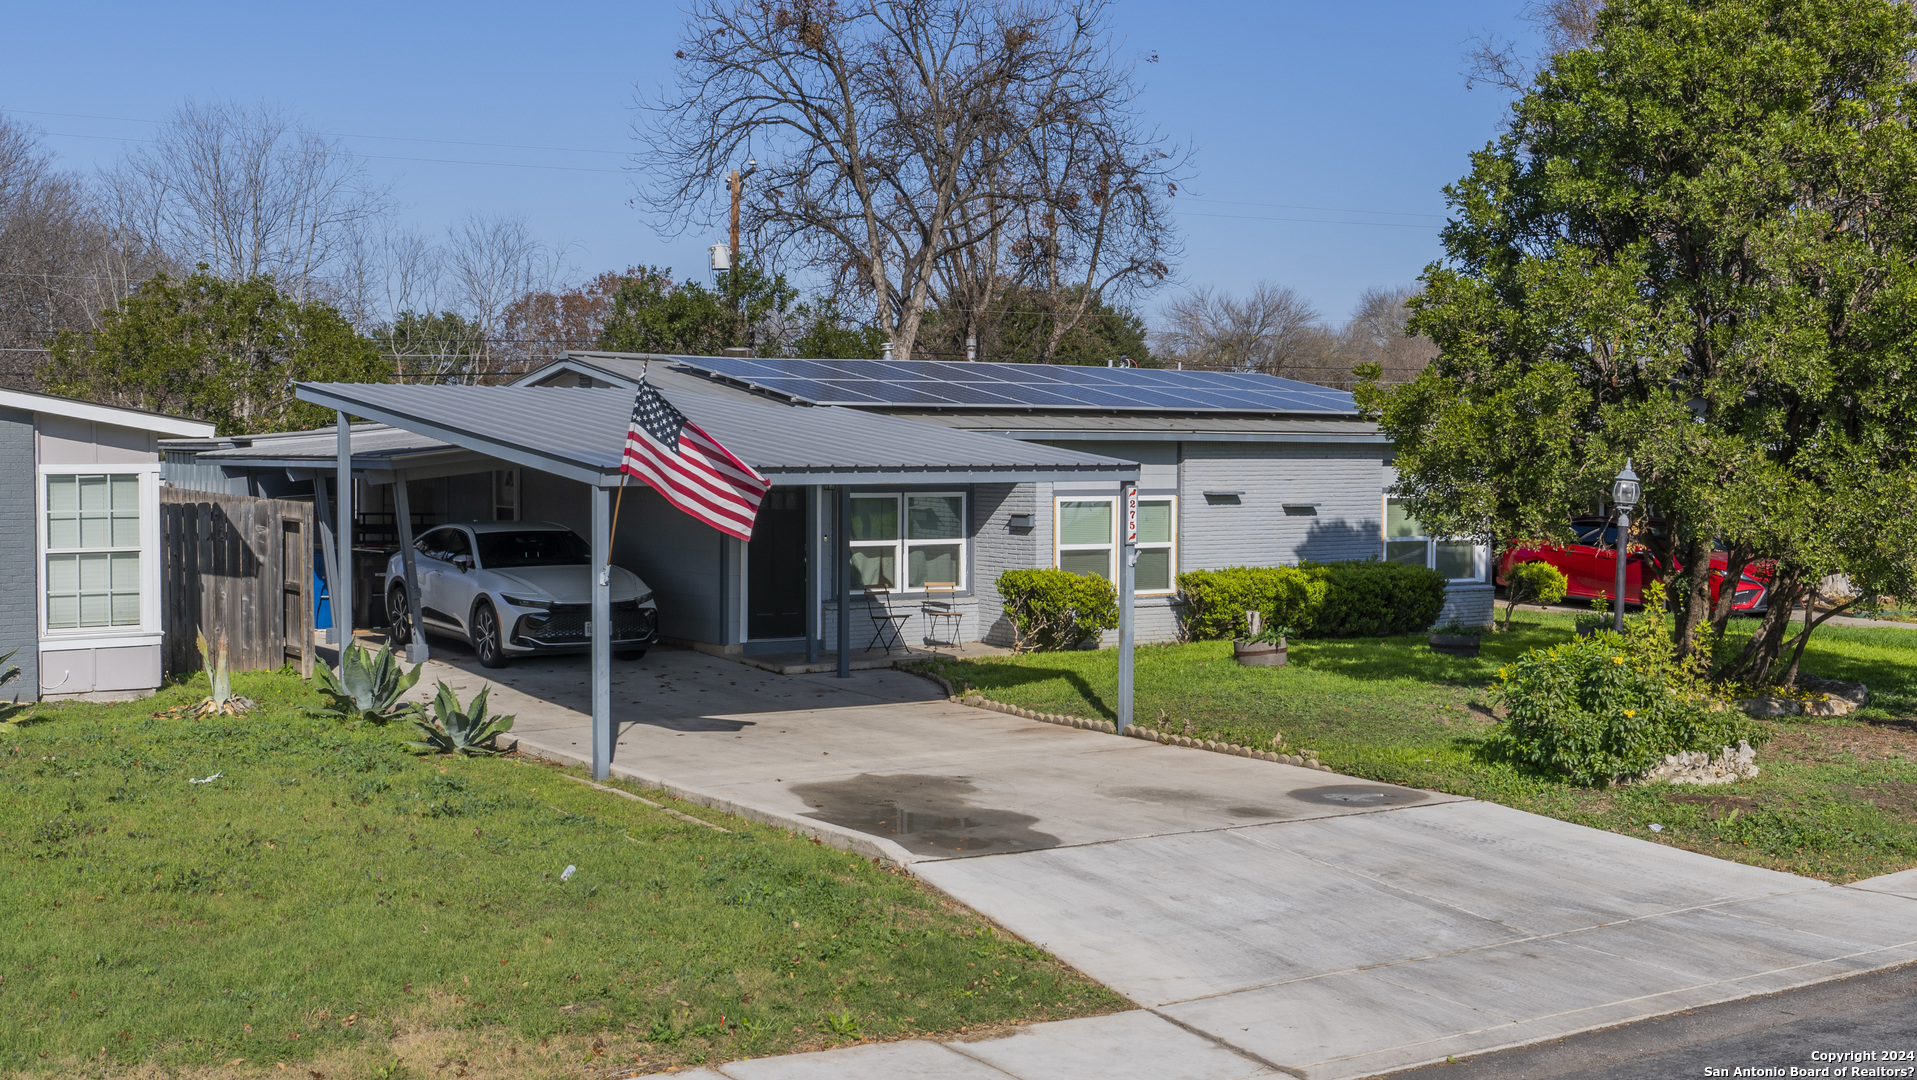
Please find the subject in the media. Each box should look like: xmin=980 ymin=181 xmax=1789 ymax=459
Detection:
xmin=1611 ymin=460 xmax=1641 ymax=633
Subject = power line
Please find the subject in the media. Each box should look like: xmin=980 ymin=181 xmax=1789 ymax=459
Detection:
xmin=6 ymin=107 xmax=630 ymax=157
xmin=36 ymin=129 xmax=627 ymax=175
xmin=1173 ymin=209 xmax=1440 ymax=230
xmin=1182 ymin=197 xmax=1446 ymax=220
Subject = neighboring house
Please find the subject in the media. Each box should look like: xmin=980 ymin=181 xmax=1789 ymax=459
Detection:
xmin=159 ymin=354 xmax=1492 ymax=663
xmin=0 ymin=390 xmax=216 ymax=700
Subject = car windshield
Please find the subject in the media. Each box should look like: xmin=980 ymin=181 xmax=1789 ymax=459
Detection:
xmin=475 ymin=530 xmax=591 ymax=568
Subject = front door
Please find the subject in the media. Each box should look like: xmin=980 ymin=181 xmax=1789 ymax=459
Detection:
xmin=747 ymin=488 xmax=807 ymax=640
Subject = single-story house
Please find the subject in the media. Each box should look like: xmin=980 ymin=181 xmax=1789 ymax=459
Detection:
xmin=1 ymin=389 xmax=216 ymax=701
xmin=161 ymin=355 xmax=1493 ymax=663
xmin=513 ymin=353 xmax=1495 ymax=646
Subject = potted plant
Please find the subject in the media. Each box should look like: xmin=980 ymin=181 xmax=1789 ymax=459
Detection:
xmin=1427 ymin=617 xmax=1484 ymax=656
xmin=1233 ymin=610 xmax=1292 ymax=667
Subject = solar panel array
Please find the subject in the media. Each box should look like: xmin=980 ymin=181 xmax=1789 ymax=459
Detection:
xmin=667 ymin=356 xmax=1357 ymax=413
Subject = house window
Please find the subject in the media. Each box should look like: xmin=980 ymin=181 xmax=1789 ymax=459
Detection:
xmin=1384 ymin=498 xmax=1483 ymax=581
xmin=848 ymin=492 xmax=967 ymax=591
xmin=493 ymin=469 xmax=519 ymax=521
xmin=1054 ymin=495 xmax=1178 ymax=594
xmin=44 ymin=473 xmax=143 ymax=629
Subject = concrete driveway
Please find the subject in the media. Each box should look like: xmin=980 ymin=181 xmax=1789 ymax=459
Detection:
xmin=397 ymin=642 xmax=1917 ymax=1080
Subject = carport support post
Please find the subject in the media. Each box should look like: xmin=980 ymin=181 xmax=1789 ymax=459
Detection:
xmin=391 ymin=471 xmax=428 ymax=664
xmin=805 ymin=485 xmax=820 ymax=665
xmin=836 ymin=485 xmax=850 ymax=678
xmin=591 ymin=483 xmax=613 ymax=781
xmin=335 ymin=413 xmax=353 ymax=650
xmin=1117 ymin=479 xmax=1136 ymax=733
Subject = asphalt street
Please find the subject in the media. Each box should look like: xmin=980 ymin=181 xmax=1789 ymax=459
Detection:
xmin=1385 ymin=961 xmax=1917 ymax=1080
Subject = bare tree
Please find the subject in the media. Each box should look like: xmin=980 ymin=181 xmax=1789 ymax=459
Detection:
xmin=1340 ymin=285 xmax=1436 ymax=385
xmin=1154 ymin=283 xmax=1332 ymax=378
xmin=437 ymin=213 xmax=563 ymax=381
xmin=638 ymin=0 xmax=1182 ymax=361
xmin=0 ymin=114 xmax=166 ymax=388
xmin=1154 ymin=282 xmax=1436 ymax=388
xmin=1465 ymin=0 xmax=1603 ymax=93
xmin=106 ymin=100 xmax=389 ymax=303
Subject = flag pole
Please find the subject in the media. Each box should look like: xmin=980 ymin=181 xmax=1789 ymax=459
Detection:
xmin=607 ymin=468 xmax=628 ymax=567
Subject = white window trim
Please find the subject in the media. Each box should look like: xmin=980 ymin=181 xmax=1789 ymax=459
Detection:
xmin=848 ymin=491 xmax=969 ymax=593
xmin=1382 ymin=496 xmax=1487 ymax=584
xmin=1053 ymin=495 xmax=1179 ymax=596
xmin=1055 ymin=496 xmax=1115 ymax=582
xmin=37 ymin=464 xmax=163 ymax=644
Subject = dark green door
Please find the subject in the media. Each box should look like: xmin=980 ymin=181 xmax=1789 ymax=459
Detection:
xmin=747 ymin=488 xmax=807 ymax=640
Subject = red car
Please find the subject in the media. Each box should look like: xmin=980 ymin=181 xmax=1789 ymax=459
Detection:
xmin=1497 ymin=518 xmax=1769 ymax=613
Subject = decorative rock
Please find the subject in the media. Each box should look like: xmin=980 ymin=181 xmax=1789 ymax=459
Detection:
xmin=1737 ymin=697 xmax=1803 ymax=718
xmin=1797 ymin=674 xmax=1869 ymax=708
xmin=1803 ymin=698 xmax=1854 ymax=718
xmin=1635 ymin=740 xmax=1760 ymax=785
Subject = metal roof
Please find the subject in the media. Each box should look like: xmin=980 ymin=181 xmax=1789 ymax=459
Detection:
xmin=187 ymin=424 xmax=456 ymax=462
xmin=0 ymin=387 xmax=216 ymax=438
xmin=294 ymin=381 xmax=1138 ymax=487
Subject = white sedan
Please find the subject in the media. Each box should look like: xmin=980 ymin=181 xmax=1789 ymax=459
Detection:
xmin=384 ymin=521 xmax=658 ymax=668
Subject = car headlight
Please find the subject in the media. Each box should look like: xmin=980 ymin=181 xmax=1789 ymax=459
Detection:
xmin=634 ymin=590 xmax=654 ymax=606
xmin=501 ymin=594 xmax=552 ymax=610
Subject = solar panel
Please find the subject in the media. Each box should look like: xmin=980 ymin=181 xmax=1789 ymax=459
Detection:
xmin=672 ymin=356 xmax=1358 ymax=414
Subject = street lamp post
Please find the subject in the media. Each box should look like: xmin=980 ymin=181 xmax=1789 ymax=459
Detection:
xmin=1611 ymin=460 xmax=1642 ymax=634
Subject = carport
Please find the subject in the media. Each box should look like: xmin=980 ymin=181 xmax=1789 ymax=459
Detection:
xmin=291 ymin=381 xmax=1143 ymax=780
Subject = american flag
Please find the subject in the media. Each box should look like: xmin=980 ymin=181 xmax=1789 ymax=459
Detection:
xmin=620 ymin=379 xmax=770 ymax=541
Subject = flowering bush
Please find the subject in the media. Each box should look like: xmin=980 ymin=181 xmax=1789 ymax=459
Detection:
xmin=1486 ymin=632 xmax=1763 ymax=786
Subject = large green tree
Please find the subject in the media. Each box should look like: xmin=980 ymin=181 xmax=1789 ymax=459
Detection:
xmin=598 ymin=262 xmax=796 ymax=356
xmin=1360 ymin=0 xmax=1917 ymax=683
xmin=41 ymin=269 xmax=386 ymax=435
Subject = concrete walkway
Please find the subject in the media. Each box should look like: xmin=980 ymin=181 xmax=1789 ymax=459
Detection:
xmin=394 ymin=643 xmax=1917 ymax=1080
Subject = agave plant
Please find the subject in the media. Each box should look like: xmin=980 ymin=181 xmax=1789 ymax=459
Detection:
xmin=0 ymin=647 xmax=34 ymax=732
xmin=310 ymin=641 xmax=424 ymax=724
xmin=188 ymin=632 xmax=255 ymax=718
xmin=406 ymin=681 xmax=514 ymax=756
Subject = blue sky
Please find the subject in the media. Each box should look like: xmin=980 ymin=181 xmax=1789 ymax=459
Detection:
xmin=2 ymin=1 xmax=1537 ymax=326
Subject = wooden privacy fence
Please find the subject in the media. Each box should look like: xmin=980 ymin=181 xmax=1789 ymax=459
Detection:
xmin=161 ymin=488 xmax=315 ymax=678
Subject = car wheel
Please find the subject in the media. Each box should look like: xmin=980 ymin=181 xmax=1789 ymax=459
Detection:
xmin=616 ymin=649 xmax=647 ymax=661
xmin=387 ymin=585 xmax=414 ymax=646
xmin=471 ymin=600 xmax=508 ymax=668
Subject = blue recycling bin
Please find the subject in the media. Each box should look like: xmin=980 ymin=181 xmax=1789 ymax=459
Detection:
xmin=314 ymin=565 xmax=332 ymax=631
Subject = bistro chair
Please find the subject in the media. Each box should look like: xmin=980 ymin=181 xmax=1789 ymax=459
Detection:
xmin=921 ymin=581 xmax=962 ymax=647
xmin=863 ymin=587 xmax=912 ymax=654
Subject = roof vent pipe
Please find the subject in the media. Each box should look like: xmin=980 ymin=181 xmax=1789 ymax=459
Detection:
xmin=881 ymin=341 xmax=894 ymax=360
xmin=966 ymin=335 xmax=977 ymax=362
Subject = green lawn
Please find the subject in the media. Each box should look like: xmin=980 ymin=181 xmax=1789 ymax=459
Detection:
xmin=924 ymin=611 xmax=1917 ymax=884
xmin=0 ymin=671 xmax=1121 ymax=1080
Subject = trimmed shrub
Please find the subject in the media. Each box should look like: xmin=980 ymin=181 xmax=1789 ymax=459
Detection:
xmin=1301 ymin=560 xmax=1448 ymax=638
xmin=1174 ymin=566 xmax=1322 ymax=641
xmin=997 ymin=568 xmax=1119 ymax=652
xmin=1487 ymin=633 xmax=1766 ymax=786
xmin=1502 ymin=559 xmax=1569 ymax=630
xmin=1176 ymin=560 xmax=1448 ymax=640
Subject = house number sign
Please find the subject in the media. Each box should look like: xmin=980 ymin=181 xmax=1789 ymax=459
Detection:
xmin=1125 ymin=487 xmax=1138 ymax=544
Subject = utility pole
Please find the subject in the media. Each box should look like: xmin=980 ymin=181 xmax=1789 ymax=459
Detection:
xmin=727 ymin=159 xmax=758 ymax=268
